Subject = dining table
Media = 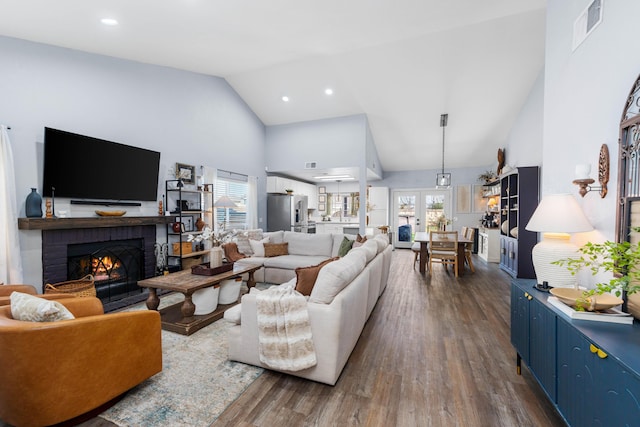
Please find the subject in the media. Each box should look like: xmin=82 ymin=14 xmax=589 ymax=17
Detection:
xmin=413 ymin=231 xmax=473 ymax=276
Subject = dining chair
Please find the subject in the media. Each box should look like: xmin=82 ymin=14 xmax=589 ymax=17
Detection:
xmin=429 ymin=231 xmax=459 ymax=277
xmin=463 ymin=227 xmax=476 ymax=273
xmin=411 ymin=241 xmax=421 ymax=269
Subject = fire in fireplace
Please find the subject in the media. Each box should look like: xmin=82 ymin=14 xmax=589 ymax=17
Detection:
xmin=67 ymin=239 xmax=144 ymax=302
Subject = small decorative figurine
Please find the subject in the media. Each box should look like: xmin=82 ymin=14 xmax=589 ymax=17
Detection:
xmin=45 ymin=199 xmax=53 ymax=218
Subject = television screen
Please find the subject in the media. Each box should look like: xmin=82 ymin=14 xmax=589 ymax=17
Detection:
xmin=42 ymin=127 xmax=161 ymax=201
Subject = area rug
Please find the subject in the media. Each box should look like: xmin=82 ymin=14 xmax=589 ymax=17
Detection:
xmin=99 ymin=293 xmax=264 ymax=427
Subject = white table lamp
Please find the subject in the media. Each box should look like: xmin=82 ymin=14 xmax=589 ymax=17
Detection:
xmin=525 ymin=194 xmax=593 ymax=288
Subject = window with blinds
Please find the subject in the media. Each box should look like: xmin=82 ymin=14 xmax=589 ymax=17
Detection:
xmin=215 ymin=170 xmax=248 ymax=230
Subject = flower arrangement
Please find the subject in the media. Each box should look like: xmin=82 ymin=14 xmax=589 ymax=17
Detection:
xmin=187 ymin=225 xmax=236 ymax=247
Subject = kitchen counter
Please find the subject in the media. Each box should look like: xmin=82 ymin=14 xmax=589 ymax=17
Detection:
xmin=315 ymin=222 xmax=362 ymax=234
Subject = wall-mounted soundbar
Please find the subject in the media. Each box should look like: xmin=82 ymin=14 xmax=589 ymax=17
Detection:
xmin=70 ymin=200 xmax=142 ymax=207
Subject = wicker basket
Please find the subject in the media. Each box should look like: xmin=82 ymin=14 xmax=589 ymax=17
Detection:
xmin=45 ymin=274 xmax=96 ymax=298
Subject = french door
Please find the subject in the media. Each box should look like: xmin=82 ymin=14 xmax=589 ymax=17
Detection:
xmin=392 ymin=189 xmax=452 ymax=248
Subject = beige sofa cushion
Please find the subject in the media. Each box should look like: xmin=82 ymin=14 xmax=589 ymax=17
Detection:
xmin=264 ymin=230 xmax=285 ymax=244
xmin=284 ymin=232 xmax=333 ymax=257
xmin=309 ymin=250 xmax=367 ymax=304
xmin=295 ymin=257 xmax=339 ymax=296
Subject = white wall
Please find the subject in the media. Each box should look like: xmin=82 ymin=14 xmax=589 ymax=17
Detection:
xmin=265 ymin=114 xmax=367 ymax=173
xmin=543 ymin=0 xmax=640 ymax=241
xmin=0 ymin=36 xmax=266 ymax=288
xmin=504 ymin=70 xmax=545 ymax=169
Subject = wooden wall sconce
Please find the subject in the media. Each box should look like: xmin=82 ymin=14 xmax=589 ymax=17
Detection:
xmin=572 ymin=144 xmax=609 ymax=198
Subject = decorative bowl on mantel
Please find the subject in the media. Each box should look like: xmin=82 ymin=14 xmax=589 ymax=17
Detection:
xmin=550 ymin=288 xmax=623 ymax=312
xmin=95 ymin=210 xmax=126 ymax=217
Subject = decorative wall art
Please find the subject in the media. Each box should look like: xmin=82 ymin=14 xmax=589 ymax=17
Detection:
xmin=176 ymin=163 xmax=196 ymax=184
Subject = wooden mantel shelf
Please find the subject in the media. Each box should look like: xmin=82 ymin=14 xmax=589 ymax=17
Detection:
xmin=18 ymin=216 xmax=175 ymax=231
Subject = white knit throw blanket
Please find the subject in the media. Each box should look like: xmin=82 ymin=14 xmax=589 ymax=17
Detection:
xmin=256 ymin=285 xmax=317 ymax=371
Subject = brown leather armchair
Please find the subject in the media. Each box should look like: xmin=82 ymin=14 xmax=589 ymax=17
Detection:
xmin=0 ymin=297 xmax=162 ymax=427
xmin=0 ymin=284 xmax=74 ymax=306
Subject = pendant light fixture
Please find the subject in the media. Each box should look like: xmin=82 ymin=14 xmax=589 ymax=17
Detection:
xmin=436 ymin=113 xmax=451 ymax=188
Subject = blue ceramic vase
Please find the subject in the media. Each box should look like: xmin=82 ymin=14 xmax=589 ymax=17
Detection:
xmin=25 ymin=188 xmax=43 ymax=218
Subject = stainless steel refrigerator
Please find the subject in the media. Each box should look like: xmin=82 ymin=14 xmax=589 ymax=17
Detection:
xmin=267 ymin=194 xmax=308 ymax=232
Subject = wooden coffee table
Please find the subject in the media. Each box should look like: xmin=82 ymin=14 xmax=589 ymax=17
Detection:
xmin=138 ymin=263 xmax=261 ymax=335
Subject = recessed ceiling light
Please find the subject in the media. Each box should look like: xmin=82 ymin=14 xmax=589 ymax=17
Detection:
xmin=325 ymin=88 xmax=334 ymax=95
xmin=101 ymin=18 xmax=119 ymax=26
xmin=281 ymin=96 xmax=290 ymax=102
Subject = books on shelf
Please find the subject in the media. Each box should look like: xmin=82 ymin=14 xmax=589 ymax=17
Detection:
xmin=548 ymin=297 xmax=634 ymax=325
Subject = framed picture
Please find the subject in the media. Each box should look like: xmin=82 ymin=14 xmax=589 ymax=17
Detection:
xmin=318 ymin=203 xmax=326 ymax=211
xmin=176 ymin=163 xmax=196 ymax=184
xmin=182 ymin=216 xmax=194 ymax=232
xmin=318 ymin=194 xmax=326 ymax=203
xmin=318 ymin=186 xmax=326 ymax=194
xmin=456 ymin=185 xmax=471 ymax=214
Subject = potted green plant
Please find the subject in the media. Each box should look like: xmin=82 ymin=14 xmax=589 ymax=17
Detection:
xmin=552 ymin=226 xmax=640 ymax=311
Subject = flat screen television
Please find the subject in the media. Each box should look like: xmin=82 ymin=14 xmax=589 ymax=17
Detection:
xmin=42 ymin=127 xmax=161 ymax=202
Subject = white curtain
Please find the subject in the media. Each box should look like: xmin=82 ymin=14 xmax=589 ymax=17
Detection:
xmin=246 ymin=176 xmax=258 ymax=229
xmin=0 ymin=125 xmax=24 ymax=283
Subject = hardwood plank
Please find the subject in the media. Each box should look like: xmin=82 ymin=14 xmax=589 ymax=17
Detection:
xmin=78 ymin=249 xmax=565 ymax=427
xmin=211 ymin=249 xmax=566 ymax=427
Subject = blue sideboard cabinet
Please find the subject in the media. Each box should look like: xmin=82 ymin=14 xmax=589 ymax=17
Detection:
xmin=511 ymin=279 xmax=640 ymax=426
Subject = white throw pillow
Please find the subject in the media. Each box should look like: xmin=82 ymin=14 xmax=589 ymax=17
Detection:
xmin=10 ymin=292 xmax=75 ymax=322
xmin=249 ymin=237 xmax=270 ymax=257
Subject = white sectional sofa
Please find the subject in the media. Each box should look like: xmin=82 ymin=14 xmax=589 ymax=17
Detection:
xmin=234 ymin=230 xmax=350 ymax=284
xmin=225 ymin=231 xmax=392 ymax=385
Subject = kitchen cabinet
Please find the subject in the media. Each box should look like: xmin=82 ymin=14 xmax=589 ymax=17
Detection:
xmin=165 ymin=180 xmax=213 ymax=271
xmin=266 ymin=176 xmax=318 ymax=209
xmin=511 ymin=278 xmax=640 ymax=426
xmin=499 ymin=167 xmax=539 ymax=278
xmin=315 ymin=222 xmax=358 ymax=235
xmin=478 ymin=228 xmax=500 ymax=262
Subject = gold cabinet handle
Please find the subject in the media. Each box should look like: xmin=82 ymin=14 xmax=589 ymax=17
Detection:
xmin=589 ymin=343 xmax=608 ymax=359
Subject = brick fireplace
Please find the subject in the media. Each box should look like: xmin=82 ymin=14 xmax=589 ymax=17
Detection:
xmin=18 ymin=216 xmax=174 ymax=310
xmin=42 ymin=225 xmax=157 ymax=303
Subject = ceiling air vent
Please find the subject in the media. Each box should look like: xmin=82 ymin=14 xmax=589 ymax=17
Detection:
xmin=304 ymin=162 xmax=317 ymax=169
xmin=572 ymin=0 xmax=603 ymax=51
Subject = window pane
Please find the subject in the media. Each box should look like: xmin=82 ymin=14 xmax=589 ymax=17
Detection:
xmin=215 ymin=173 xmax=248 ymax=230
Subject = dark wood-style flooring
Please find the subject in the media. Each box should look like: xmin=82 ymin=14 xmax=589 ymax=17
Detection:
xmin=80 ymin=249 xmax=566 ymax=427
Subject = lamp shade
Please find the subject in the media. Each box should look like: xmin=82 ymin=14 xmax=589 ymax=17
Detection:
xmin=525 ymin=194 xmax=593 ymax=288
xmin=525 ymin=194 xmax=593 ymax=233
xmin=214 ymin=195 xmax=237 ymax=208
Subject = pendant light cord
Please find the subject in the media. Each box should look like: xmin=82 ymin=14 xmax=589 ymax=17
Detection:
xmin=441 ymin=124 xmax=445 ymax=174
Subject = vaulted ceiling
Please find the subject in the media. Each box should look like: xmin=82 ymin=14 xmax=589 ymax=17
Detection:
xmin=0 ymin=0 xmax=546 ymax=177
